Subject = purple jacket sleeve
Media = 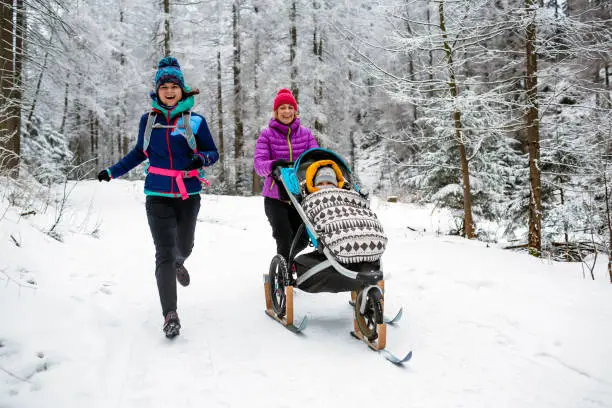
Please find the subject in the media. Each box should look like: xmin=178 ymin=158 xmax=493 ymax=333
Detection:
xmin=254 ymin=129 xmax=272 ymax=177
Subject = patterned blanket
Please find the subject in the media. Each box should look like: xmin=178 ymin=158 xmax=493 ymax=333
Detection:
xmin=302 ymin=188 xmax=387 ymax=264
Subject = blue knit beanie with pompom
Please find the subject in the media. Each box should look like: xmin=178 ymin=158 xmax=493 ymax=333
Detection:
xmin=154 ymin=56 xmax=185 ymax=91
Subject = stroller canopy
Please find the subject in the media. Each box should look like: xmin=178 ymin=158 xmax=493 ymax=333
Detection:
xmin=282 ymin=148 xmax=358 ymax=197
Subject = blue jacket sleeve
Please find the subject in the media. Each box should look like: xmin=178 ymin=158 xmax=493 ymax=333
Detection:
xmin=108 ymin=114 xmax=148 ymax=178
xmin=193 ymin=114 xmax=219 ymax=167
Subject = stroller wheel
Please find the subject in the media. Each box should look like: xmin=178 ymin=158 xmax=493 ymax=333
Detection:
xmin=269 ymin=255 xmax=288 ymax=318
xmin=354 ymin=288 xmax=384 ymax=341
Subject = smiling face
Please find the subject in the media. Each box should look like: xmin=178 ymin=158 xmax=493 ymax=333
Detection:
xmin=275 ymin=104 xmax=296 ymax=125
xmin=158 ymin=83 xmax=183 ymax=107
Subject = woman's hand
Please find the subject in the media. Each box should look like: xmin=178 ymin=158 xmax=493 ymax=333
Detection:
xmin=97 ymin=170 xmax=111 ymax=182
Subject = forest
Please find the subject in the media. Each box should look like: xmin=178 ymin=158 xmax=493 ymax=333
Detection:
xmin=1 ymin=0 xmax=610 ymax=271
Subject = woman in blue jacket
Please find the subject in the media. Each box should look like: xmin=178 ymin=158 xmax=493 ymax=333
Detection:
xmin=98 ymin=56 xmax=218 ymax=339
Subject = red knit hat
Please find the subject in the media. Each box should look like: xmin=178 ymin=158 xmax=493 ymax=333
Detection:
xmin=273 ymin=88 xmax=298 ymax=111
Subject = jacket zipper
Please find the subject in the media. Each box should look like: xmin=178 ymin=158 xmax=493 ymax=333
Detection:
xmin=287 ymin=127 xmax=293 ymax=161
xmin=166 ymin=112 xmax=174 ymax=194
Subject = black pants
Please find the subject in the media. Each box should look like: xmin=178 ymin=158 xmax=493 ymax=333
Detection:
xmin=264 ymin=197 xmax=308 ymax=261
xmin=146 ymin=195 xmax=200 ymax=317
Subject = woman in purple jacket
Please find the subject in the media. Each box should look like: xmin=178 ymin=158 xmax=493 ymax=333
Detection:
xmin=253 ymin=88 xmax=318 ymax=260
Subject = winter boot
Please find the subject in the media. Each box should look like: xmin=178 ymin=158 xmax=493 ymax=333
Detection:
xmin=176 ymin=264 xmax=191 ymax=287
xmin=163 ymin=310 xmax=181 ymax=338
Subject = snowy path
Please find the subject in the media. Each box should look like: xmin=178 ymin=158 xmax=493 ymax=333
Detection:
xmin=1 ymin=180 xmax=612 ymax=408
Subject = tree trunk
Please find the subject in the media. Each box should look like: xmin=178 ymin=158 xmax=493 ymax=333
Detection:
xmin=290 ymin=1 xmax=298 ymax=102
xmin=252 ymin=4 xmax=262 ymax=195
xmin=252 ymin=170 xmax=261 ymax=195
xmin=404 ymin=0 xmax=418 ymax=127
xmin=525 ymin=0 xmax=542 ymax=255
xmin=349 ymin=68 xmax=358 ymax=170
xmin=427 ymin=6 xmax=434 ymax=97
xmin=115 ymin=118 xmax=122 ymax=160
xmin=216 ymin=49 xmax=225 ymax=184
xmin=163 ymin=0 xmax=170 ymax=56
xmin=59 ymin=76 xmax=70 ymax=134
xmin=349 ymin=130 xmax=356 ymax=171
xmin=607 ymin=70 xmax=611 ymax=282
xmin=605 ymin=63 xmax=610 ymax=109
xmin=0 ymin=0 xmax=20 ymax=176
xmin=0 ymin=1 xmax=10 ymax=127
xmin=13 ymin=0 xmax=23 ymax=170
xmin=439 ymin=0 xmax=475 ymax=238
xmin=253 ymin=8 xmax=261 ymax=120
xmin=122 ymin=131 xmax=129 ymax=158
xmin=605 ymin=161 xmax=612 ymax=283
xmin=28 ymin=51 xmax=48 ymax=123
xmin=94 ymin=117 xmax=99 ymax=166
xmin=312 ymin=6 xmax=323 ymax=133
xmin=408 ymin=57 xmax=417 ymax=128
xmin=89 ymin=110 xmax=96 ymax=162
xmin=118 ymin=5 xmax=127 ymax=159
xmin=232 ymin=1 xmax=245 ymax=194
xmin=72 ymin=93 xmax=84 ymax=163
xmin=560 ymin=188 xmax=571 ymax=261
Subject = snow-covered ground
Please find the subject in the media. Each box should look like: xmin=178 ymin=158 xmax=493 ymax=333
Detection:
xmin=1 ymin=180 xmax=611 ymax=408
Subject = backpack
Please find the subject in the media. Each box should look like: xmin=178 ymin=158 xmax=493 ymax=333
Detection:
xmin=141 ymin=112 xmax=206 ymax=181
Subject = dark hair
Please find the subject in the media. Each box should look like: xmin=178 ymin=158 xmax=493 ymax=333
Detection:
xmin=182 ymin=88 xmax=200 ymax=98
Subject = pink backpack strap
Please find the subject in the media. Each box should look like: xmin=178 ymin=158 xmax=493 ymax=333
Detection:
xmin=147 ymin=166 xmax=201 ymax=200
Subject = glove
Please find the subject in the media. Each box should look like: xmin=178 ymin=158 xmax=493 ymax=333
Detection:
xmin=184 ymin=155 xmax=204 ymax=170
xmin=97 ymin=169 xmax=111 ymax=182
xmin=271 ymin=159 xmax=293 ymax=180
xmin=271 ymin=159 xmax=293 ymax=169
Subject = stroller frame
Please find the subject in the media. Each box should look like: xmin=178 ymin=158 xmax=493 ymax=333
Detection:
xmin=263 ymin=148 xmax=389 ymax=352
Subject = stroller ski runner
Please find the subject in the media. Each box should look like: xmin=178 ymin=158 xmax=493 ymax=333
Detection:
xmin=262 ymin=148 xmax=411 ymax=364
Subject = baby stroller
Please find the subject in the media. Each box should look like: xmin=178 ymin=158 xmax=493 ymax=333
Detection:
xmin=263 ymin=148 xmax=406 ymax=360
